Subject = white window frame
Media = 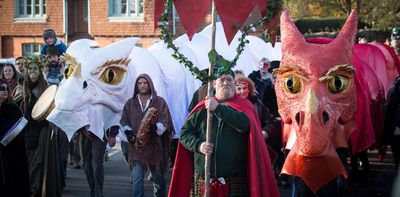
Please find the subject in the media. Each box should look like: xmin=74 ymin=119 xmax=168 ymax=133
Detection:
xmin=14 ymin=0 xmax=47 ymax=22
xmin=22 ymin=43 xmax=43 ymax=56
xmin=108 ymin=0 xmax=144 ymax=22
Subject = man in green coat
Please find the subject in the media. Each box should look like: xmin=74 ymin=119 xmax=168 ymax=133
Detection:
xmin=170 ymin=69 xmax=279 ymax=197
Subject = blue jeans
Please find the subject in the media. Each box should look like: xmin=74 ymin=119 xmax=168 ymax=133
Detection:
xmin=131 ymin=162 xmax=166 ymax=197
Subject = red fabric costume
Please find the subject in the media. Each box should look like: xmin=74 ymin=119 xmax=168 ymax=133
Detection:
xmin=168 ymin=95 xmax=279 ymax=197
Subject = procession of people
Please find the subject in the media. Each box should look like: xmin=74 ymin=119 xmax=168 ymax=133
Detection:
xmin=1 ymin=5 xmax=400 ymax=197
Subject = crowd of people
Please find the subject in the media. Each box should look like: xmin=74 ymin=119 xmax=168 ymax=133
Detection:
xmin=1 ymin=23 xmax=400 ymax=197
xmin=0 ymin=28 xmax=70 ymax=197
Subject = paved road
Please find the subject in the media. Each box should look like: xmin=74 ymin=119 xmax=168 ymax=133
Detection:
xmin=62 ymin=143 xmax=397 ymax=197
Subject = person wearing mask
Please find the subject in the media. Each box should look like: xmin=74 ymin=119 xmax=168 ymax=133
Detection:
xmin=235 ymin=76 xmax=278 ymax=141
xmin=248 ymin=57 xmax=273 ymax=99
xmin=235 ymin=76 xmax=286 ymax=183
xmin=21 ymin=55 xmax=63 ymax=197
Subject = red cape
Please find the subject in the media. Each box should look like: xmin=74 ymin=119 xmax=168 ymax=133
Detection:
xmin=168 ymin=95 xmax=279 ymax=197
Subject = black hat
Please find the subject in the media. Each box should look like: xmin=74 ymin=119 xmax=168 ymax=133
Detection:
xmin=46 ymin=45 xmax=60 ymax=56
xmin=43 ymin=28 xmax=56 ymax=41
xmin=268 ymin=60 xmax=280 ymax=73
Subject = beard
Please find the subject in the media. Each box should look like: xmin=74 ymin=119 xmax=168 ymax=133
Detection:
xmin=217 ymin=86 xmax=234 ymax=100
xmin=49 ymin=61 xmax=58 ymax=67
xmin=139 ymin=89 xmax=150 ymax=95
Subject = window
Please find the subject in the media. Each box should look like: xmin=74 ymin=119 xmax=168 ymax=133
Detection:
xmin=22 ymin=43 xmax=43 ymax=56
xmin=84 ymin=0 xmax=88 ymax=21
xmin=108 ymin=0 xmax=144 ymax=22
xmin=15 ymin=0 xmax=46 ymax=21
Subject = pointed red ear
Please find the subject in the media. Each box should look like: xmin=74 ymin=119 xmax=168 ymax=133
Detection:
xmin=331 ymin=10 xmax=358 ymax=52
xmin=280 ymin=10 xmax=306 ymax=53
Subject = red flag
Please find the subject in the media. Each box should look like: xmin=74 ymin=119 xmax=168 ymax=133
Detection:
xmin=173 ymin=0 xmax=211 ymax=40
xmin=264 ymin=5 xmax=282 ymax=47
xmin=154 ymin=0 xmax=167 ymax=31
xmin=155 ymin=0 xmax=281 ymax=46
xmin=214 ymin=0 xmax=256 ymax=44
xmin=257 ymin=0 xmax=269 ymax=16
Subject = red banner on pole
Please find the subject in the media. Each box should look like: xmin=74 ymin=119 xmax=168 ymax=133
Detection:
xmin=154 ymin=0 xmax=281 ymax=46
xmin=214 ymin=0 xmax=256 ymax=44
xmin=257 ymin=0 xmax=269 ymax=15
xmin=174 ymin=0 xmax=212 ymax=40
xmin=154 ymin=0 xmax=167 ymax=31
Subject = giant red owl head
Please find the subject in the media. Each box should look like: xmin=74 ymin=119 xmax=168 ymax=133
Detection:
xmin=275 ymin=10 xmax=358 ymax=192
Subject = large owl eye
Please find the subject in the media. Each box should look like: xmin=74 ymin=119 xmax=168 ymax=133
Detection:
xmin=64 ymin=64 xmax=74 ymax=79
xmin=99 ymin=66 xmax=126 ymax=85
xmin=283 ymin=75 xmax=302 ymax=94
xmin=328 ymin=75 xmax=350 ymax=93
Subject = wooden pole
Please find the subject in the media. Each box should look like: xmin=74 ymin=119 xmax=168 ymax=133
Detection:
xmin=204 ymin=1 xmax=217 ymax=196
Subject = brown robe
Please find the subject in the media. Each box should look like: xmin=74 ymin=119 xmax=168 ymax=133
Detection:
xmin=120 ymin=74 xmax=173 ymax=173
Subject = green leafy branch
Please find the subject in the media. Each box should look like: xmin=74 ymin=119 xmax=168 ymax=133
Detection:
xmin=159 ymin=0 xmax=281 ymax=82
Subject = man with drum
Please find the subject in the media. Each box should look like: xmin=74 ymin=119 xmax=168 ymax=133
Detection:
xmin=20 ymin=55 xmax=63 ymax=197
xmin=120 ymin=73 xmax=173 ymax=197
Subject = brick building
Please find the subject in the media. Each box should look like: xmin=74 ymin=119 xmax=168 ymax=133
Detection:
xmin=0 ymin=0 xmax=263 ymax=59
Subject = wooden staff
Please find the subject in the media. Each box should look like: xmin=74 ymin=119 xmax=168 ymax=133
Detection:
xmin=204 ymin=1 xmax=217 ymax=196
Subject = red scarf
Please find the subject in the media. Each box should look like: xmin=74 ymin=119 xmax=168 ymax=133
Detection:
xmin=168 ymin=95 xmax=279 ymax=197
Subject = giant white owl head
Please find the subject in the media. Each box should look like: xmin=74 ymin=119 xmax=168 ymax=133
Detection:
xmin=47 ymin=38 xmax=139 ymax=140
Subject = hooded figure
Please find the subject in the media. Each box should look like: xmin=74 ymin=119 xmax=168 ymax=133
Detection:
xmin=120 ymin=73 xmax=173 ymax=196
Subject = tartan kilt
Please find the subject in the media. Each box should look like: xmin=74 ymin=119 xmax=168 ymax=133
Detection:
xmin=191 ymin=172 xmax=249 ymax=197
